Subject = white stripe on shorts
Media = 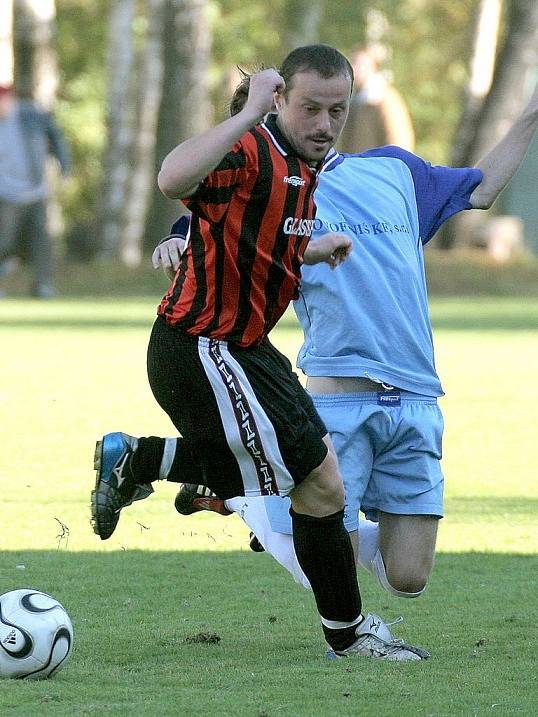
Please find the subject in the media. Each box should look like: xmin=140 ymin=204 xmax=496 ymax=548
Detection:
xmin=197 ymin=337 xmax=294 ymax=497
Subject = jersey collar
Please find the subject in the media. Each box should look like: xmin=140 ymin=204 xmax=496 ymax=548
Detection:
xmin=260 ymin=113 xmax=290 ymax=156
xmin=320 ymin=148 xmax=342 ymax=173
xmin=261 ymin=113 xmax=342 ymax=172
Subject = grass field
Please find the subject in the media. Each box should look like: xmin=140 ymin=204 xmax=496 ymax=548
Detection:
xmin=0 ymin=297 xmax=537 ymax=716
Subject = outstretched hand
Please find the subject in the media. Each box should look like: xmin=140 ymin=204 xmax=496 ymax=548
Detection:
xmin=303 ymin=233 xmax=353 ymax=269
xmin=152 ymin=236 xmax=187 ymax=281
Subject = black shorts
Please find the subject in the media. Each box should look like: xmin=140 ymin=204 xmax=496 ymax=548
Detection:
xmin=147 ymin=316 xmax=328 ymax=500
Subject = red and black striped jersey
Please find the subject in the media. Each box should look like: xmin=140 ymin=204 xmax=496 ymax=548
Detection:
xmin=157 ymin=114 xmax=320 ymax=347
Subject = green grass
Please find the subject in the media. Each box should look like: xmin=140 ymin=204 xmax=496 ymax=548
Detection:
xmin=1 ymin=297 xmax=537 ymax=716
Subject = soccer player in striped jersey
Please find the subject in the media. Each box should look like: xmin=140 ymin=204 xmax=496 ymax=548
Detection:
xmin=94 ymin=63 xmax=538 ymax=659
xmin=92 ymin=45 xmax=430 ymax=661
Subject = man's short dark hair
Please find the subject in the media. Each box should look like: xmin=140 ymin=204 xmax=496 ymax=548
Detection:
xmin=279 ymin=44 xmax=354 ymax=94
xmin=229 ymin=67 xmax=255 ymax=117
xmin=228 ymin=46 xmax=353 ymax=117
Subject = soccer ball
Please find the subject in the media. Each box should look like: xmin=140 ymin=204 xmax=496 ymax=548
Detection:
xmin=0 ymin=588 xmax=74 ymax=679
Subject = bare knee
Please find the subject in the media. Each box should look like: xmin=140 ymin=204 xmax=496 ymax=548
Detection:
xmin=372 ymin=550 xmax=429 ymax=597
xmin=290 ymin=441 xmax=344 ymax=516
xmin=379 ymin=513 xmax=438 ymax=594
xmin=385 ymin=564 xmax=429 ymax=594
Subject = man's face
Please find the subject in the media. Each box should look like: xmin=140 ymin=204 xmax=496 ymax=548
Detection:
xmin=275 ymin=70 xmax=351 ymax=164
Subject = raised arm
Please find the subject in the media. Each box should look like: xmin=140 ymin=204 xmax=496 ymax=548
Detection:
xmin=157 ymin=69 xmax=285 ymax=199
xmin=470 ymin=81 xmax=538 ymax=209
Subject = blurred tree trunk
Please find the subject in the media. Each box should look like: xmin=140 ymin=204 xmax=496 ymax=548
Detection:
xmin=282 ymin=0 xmax=322 ymax=52
xmin=450 ymin=0 xmax=503 ymax=169
xmin=465 ymin=0 xmax=538 ymax=162
xmin=121 ymin=0 xmax=167 ymax=267
xmin=145 ymin=0 xmax=212 ymax=250
xmin=0 ymin=1 xmax=14 ymax=85
xmin=13 ymin=0 xmax=58 ymax=108
xmin=438 ymin=0 xmax=538 ymax=249
xmin=435 ymin=0 xmax=503 ymax=249
xmin=99 ymin=0 xmax=137 ymax=260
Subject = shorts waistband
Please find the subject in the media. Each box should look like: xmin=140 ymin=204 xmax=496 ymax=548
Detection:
xmin=310 ymin=391 xmax=438 ymax=405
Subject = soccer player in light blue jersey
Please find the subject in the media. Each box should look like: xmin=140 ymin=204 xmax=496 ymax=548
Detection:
xmin=157 ymin=73 xmax=538 ymax=611
xmin=99 ymin=69 xmax=538 ymax=656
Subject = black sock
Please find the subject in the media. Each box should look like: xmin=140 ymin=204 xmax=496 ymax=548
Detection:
xmin=130 ymin=437 xmax=201 ymax=486
xmin=291 ymin=507 xmax=362 ymax=652
xmin=165 ymin=438 xmax=201 ymax=484
xmin=129 ymin=437 xmax=166 ymax=483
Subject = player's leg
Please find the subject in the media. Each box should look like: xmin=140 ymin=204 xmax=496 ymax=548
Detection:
xmin=363 ymin=393 xmax=444 ymax=598
xmin=283 ymin=434 xmax=427 ymax=660
xmin=90 ymin=427 xmax=208 ymax=539
xmin=377 ymin=513 xmax=438 ymax=596
xmin=186 ymin=489 xmax=382 ymax=590
xmin=254 ymin=365 xmax=427 ymax=660
xmin=92 ymin=325 xmax=427 ymax=659
xmin=25 ymin=200 xmax=55 ymax=297
xmin=178 ymin=486 xmax=378 ymax=589
xmin=212 ymin=340 xmax=366 ymax=655
xmin=307 ymin=390 xmax=430 ymax=657
xmin=183 ymin=334 xmax=427 ymax=658
xmin=91 ymin=318 xmax=245 ymax=539
xmin=0 ymin=200 xmax=23 ymax=296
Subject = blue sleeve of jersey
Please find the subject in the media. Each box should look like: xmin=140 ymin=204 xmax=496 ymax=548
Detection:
xmin=169 ymin=214 xmax=190 ymax=237
xmin=358 ymin=146 xmax=483 ymax=244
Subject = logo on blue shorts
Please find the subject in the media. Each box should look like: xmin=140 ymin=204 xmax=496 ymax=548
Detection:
xmin=377 ymin=391 xmax=401 ymax=407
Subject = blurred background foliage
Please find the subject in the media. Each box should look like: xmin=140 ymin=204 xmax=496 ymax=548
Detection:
xmin=2 ymin=0 xmax=537 ymax=282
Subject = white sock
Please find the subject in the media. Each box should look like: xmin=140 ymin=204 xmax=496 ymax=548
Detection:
xmin=225 ymin=496 xmax=311 ymax=590
xmin=356 ymin=518 xmax=380 ymax=574
xmin=371 ymin=549 xmax=425 ymax=598
xmin=224 ymin=499 xmax=423 ymax=599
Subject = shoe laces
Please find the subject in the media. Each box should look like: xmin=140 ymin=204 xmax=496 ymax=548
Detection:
xmin=384 ymin=615 xmax=404 ymax=629
xmin=373 ymin=615 xmax=404 ymax=645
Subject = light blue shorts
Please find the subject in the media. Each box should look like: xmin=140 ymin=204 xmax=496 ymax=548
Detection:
xmin=265 ymin=390 xmax=444 ymax=534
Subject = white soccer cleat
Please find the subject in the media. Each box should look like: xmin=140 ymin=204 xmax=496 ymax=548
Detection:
xmin=326 ymin=613 xmax=430 ymax=661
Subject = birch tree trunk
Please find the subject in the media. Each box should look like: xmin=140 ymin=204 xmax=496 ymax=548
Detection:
xmin=436 ymin=0 xmax=503 ymax=249
xmin=439 ymin=0 xmax=538 ymax=250
xmin=467 ymin=0 xmax=538 ymax=164
xmin=121 ymin=0 xmax=167 ymax=267
xmin=145 ymin=0 xmax=212 ymax=249
xmin=450 ymin=0 xmax=503 ymax=169
xmin=99 ymin=0 xmax=137 ymax=260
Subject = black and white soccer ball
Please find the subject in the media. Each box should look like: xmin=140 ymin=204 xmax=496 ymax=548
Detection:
xmin=0 ymin=588 xmax=73 ymax=679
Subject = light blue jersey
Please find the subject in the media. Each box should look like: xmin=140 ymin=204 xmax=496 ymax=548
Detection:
xmin=295 ymin=147 xmax=482 ymax=396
